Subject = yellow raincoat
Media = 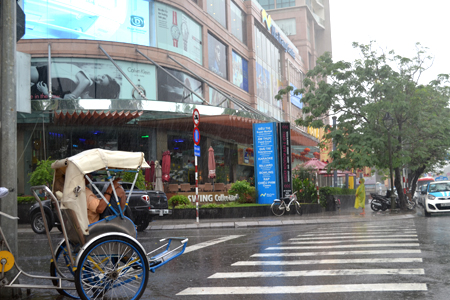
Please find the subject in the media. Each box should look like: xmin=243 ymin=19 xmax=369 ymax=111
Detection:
xmin=354 ymin=178 xmax=366 ymax=209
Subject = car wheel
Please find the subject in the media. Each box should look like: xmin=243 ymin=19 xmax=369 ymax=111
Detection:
xmin=424 ymin=204 xmax=431 ymax=217
xmin=136 ymin=217 xmax=151 ymax=232
xmin=31 ymin=212 xmax=53 ymax=234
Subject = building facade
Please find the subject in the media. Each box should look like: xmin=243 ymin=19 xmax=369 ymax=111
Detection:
xmin=16 ymin=0 xmax=331 ymax=195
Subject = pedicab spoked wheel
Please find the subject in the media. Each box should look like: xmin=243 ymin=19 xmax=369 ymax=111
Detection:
xmin=271 ymin=201 xmax=285 ymax=216
xmin=294 ymin=201 xmax=302 ymax=215
xmin=50 ymin=240 xmax=79 ymax=299
xmin=75 ymin=235 xmax=149 ymax=300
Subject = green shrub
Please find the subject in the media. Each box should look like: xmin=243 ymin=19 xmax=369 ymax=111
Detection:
xmin=29 ymin=158 xmax=55 ymax=187
xmin=228 ymin=180 xmax=255 ymax=203
xmin=294 ymin=178 xmax=318 ymax=204
xmin=201 ymin=203 xmax=225 ymax=209
xmin=318 ymin=186 xmax=356 ymax=207
xmin=17 ymin=196 xmax=41 ymax=204
xmin=169 ymin=195 xmax=191 ymax=208
xmin=120 ymin=170 xmax=146 ymax=190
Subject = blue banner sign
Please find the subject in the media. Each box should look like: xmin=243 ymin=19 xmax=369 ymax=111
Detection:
xmin=435 ymin=176 xmax=448 ymax=181
xmin=194 ymin=145 xmax=200 ymax=157
xmin=253 ymin=123 xmax=279 ymax=204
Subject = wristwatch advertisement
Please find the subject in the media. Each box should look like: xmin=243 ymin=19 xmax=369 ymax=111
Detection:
xmin=181 ymin=21 xmax=189 ymax=51
xmin=171 ymin=11 xmax=180 ymax=48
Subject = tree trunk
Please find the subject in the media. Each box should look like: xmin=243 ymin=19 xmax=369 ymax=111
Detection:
xmin=394 ymin=167 xmax=405 ymax=209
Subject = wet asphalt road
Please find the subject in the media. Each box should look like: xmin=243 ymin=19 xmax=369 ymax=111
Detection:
xmin=9 ymin=209 xmax=450 ymax=299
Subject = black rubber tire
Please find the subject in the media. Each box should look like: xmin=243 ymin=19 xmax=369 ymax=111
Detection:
xmin=294 ymin=201 xmax=302 ymax=215
xmin=57 ymin=224 xmax=63 ymax=233
xmin=50 ymin=241 xmax=79 ymax=299
xmin=424 ymin=205 xmax=431 ymax=217
xmin=136 ymin=219 xmax=150 ymax=232
xmin=271 ymin=201 xmax=285 ymax=216
xmin=370 ymin=201 xmax=380 ymax=212
xmin=75 ymin=235 xmax=149 ymax=300
xmin=31 ymin=212 xmax=53 ymax=234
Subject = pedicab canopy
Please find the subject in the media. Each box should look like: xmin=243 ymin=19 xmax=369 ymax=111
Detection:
xmin=51 ymin=148 xmax=150 ymax=235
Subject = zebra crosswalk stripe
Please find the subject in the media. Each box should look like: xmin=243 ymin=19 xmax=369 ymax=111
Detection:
xmin=177 ymin=283 xmax=427 ymax=295
xmin=209 ymin=269 xmax=425 ymax=278
xmin=267 ymin=243 xmax=419 ymax=250
xmin=280 ymin=238 xmax=418 ymax=244
xmin=232 ymin=258 xmax=422 ymax=265
xmin=290 ymin=234 xmax=417 ymax=240
xmin=251 ymin=249 xmax=422 ymax=257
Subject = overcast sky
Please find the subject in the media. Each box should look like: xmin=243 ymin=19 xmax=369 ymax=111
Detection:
xmin=329 ymin=0 xmax=450 ymax=85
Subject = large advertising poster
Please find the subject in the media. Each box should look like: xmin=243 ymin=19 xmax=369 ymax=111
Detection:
xmin=256 ymin=62 xmax=271 ymax=103
xmin=278 ymin=122 xmax=292 ymax=198
xmin=30 ymin=57 xmax=156 ymax=102
xmin=23 ymin=0 xmax=150 ymax=46
xmin=208 ymin=34 xmax=227 ymax=80
xmin=253 ymin=123 xmax=279 ymax=204
xmin=153 ymin=2 xmax=203 ymax=64
xmin=232 ymin=51 xmax=249 ymax=92
xmin=158 ymin=68 xmax=203 ymax=103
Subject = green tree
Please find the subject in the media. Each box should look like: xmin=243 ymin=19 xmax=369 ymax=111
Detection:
xmin=276 ymin=42 xmax=450 ymax=209
xmin=29 ymin=158 xmax=55 ymax=187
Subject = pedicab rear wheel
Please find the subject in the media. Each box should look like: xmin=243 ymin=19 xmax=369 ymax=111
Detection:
xmin=75 ymin=235 xmax=149 ymax=300
xmin=50 ymin=241 xmax=79 ymax=299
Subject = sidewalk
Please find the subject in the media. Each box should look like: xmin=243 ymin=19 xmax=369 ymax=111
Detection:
xmin=147 ymin=208 xmax=417 ymax=230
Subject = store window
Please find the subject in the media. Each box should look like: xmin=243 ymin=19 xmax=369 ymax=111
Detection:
xmin=168 ymin=134 xmax=198 ymax=184
xmin=257 ymin=0 xmax=274 ymax=10
xmin=207 ymin=0 xmax=227 ymax=28
xmin=276 ymin=18 xmax=296 ymax=36
xmin=230 ymin=1 xmax=247 ymax=45
xmin=209 ymin=87 xmax=230 ymax=108
xmin=157 ymin=67 xmax=203 ymax=103
xmin=276 ymin=0 xmax=295 ymax=8
xmin=208 ymin=34 xmax=228 ymax=80
xmin=231 ymin=51 xmax=249 ymax=92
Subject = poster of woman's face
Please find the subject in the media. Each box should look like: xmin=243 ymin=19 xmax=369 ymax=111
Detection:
xmin=208 ymin=34 xmax=227 ymax=80
xmin=157 ymin=68 xmax=203 ymax=103
xmin=30 ymin=57 xmax=156 ymax=101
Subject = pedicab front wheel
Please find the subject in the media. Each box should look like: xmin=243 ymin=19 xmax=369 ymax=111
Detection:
xmin=75 ymin=234 xmax=149 ymax=300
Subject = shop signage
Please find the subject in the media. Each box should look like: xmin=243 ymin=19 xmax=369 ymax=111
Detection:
xmin=185 ymin=192 xmax=239 ymax=203
xmin=261 ymin=9 xmax=296 ymax=59
xmin=253 ymin=122 xmax=280 ymax=204
xmin=278 ymin=122 xmax=292 ymax=198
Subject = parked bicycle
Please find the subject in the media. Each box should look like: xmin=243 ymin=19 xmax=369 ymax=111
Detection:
xmin=271 ymin=191 xmax=302 ymax=216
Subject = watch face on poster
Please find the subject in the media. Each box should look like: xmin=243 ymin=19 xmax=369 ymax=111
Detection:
xmin=171 ymin=10 xmax=180 ymax=47
xmin=181 ymin=22 xmax=189 ymax=51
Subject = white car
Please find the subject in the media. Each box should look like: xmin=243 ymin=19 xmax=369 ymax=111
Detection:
xmin=418 ymin=180 xmax=450 ymax=217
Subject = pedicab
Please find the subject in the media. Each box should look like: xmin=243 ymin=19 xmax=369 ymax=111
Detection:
xmin=0 ymin=149 xmax=188 ymax=299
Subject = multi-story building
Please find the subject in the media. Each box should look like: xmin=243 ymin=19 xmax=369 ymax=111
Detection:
xmin=16 ymin=0 xmax=331 ymax=195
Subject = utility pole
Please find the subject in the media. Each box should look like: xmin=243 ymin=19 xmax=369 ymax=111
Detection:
xmin=1 ymin=1 xmax=19 ymax=297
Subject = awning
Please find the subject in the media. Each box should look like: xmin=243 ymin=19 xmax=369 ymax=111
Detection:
xmin=139 ymin=115 xmax=318 ymax=146
xmin=53 ymin=111 xmax=143 ymax=126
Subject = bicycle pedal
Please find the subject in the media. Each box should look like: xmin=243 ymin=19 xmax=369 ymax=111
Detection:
xmin=286 ymin=208 xmax=290 ymax=212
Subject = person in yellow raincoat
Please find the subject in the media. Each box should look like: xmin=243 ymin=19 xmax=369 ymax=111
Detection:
xmin=354 ymin=178 xmax=366 ymax=215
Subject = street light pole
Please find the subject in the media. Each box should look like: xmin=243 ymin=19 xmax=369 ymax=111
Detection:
xmin=383 ymin=113 xmax=395 ymax=210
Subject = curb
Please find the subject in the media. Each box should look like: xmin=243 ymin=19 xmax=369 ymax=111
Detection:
xmin=147 ymin=213 xmax=416 ymax=231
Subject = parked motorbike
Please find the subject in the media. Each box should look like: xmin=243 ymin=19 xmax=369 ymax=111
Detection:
xmin=370 ymin=192 xmax=399 ymax=211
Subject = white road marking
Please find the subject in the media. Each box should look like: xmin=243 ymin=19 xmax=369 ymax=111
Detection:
xmin=184 ymin=235 xmax=244 ymax=254
xmin=280 ymin=238 xmax=418 ymax=244
xmin=252 ymin=249 xmax=422 ymax=257
xmin=232 ymin=258 xmax=422 ymax=266
xmin=290 ymin=234 xmax=417 ymax=240
xmin=208 ymin=268 xmax=425 ymax=278
xmin=298 ymin=231 xmax=416 ymax=237
xmin=266 ymin=243 xmax=419 ymax=250
xmin=177 ymin=283 xmax=427 ymax=295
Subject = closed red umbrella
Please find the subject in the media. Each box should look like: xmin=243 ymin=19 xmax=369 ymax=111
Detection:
xmin=162 ymin=151 xmax=171 ymax=182
xmin=208 ymin=147 xmax=216 ymax=191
